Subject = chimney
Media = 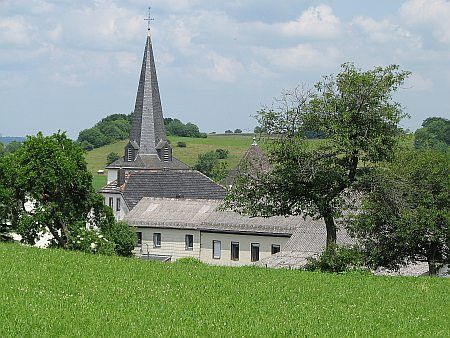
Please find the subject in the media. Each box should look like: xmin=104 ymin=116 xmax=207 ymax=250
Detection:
xmin=117 ymin=169 xmax=126 ymax=187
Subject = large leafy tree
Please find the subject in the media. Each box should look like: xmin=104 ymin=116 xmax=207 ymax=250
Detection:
xmin=224 ymin=63 xmax=410 ymax=250
xmin=0 ymin=132 xmax=135 ymax=256
xmin=414 ymin=117 xmax=450 ymax=152
xmin=347 ymin=150 xmax=449 ymax=275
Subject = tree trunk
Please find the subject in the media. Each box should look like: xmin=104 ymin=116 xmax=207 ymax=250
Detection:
xmin=323 ymin=212 xmax=337 ymax=250
xmin=427 ymin=244 xmax=438 ymax=276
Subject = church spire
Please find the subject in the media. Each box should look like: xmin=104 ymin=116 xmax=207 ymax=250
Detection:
xmin=129 ymin=19 xmax=166 ymax=155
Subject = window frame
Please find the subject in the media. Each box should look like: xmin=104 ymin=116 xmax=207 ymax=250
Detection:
xmin=212 ymin=240 xmax=221 ymax=259
xmin=116 ymin=198 xmax=121 ymax=211
xmin=108 ymin=197 xmax=113 ymax=208
xmin=271 ymin=244 xmax=281 ymax=255
xmin=136 ymin=232 xmax=142 ymax=246
xmin=153 ymin=232 xmax=161 ymax=248
xmin=185 ymin=234 xmax=194 ymax=251
xmin=251 ymin=243 xmax=260 ymax=262
xmin=231 ymin=242 xmax=239 ymax=261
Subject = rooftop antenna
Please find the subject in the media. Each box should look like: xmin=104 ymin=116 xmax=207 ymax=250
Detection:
xmin=144 ymin=6 xmax=154 ymax=32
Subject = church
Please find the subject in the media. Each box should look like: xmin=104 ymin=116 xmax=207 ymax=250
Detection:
xmin=100 ymin=26 xmax=352 ymax=266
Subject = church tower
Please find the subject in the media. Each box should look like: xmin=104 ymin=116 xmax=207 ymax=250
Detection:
xmin=106 ymin=23 xmax=188 ymax=183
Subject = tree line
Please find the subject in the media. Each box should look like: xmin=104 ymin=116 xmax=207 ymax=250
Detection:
xmin=77 ymin=113 xmax=206 ymax=150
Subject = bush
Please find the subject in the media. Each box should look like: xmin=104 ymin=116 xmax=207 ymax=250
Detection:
xmin=175 ymin=257 xmax=205 ymax=265
xmin=177 ymin=141 xmax=187 ymax=148
xmin=304 ymin=245 xmax=364 ymax=273
xmin=102 ymin=221 xmax=136 ymax=257
xmin=106 ymin=152 xmax=120 ymax=165
xmin=215 ymin=148 xmax=229 ymax=159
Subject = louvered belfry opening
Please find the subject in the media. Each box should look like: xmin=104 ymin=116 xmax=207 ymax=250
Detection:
xmin=163 ymin=146 xmax=170 ymax=162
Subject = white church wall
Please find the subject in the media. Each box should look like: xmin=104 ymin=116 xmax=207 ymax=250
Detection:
xmin=103 ymin=194 xmax=128 ymax=221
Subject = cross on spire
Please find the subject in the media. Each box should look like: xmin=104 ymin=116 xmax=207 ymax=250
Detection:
xmin=144 ymin=6 xmax=154 ymax=31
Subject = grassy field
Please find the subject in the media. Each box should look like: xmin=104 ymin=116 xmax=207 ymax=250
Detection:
xmin=85 ymin=134 xmax=255 ymax=190
xmin=0 ymin=243 xmax=449 ymax=336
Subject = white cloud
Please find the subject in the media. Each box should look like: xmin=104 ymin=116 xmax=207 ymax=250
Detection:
xmin=0 ymin=16 xmax=30 ymax=45
xmin=400 ymin=0 xmax=450 ymax=44
xmin=50 ymin=72 xmax=83 ymax=86
xmin=260 ymin=44 xmax=341 ymax=71
xmin=278 ymin=4 xmax=342 ymax=39
xmin=202 ymin=51 xmax=244 ymax=83
xmin=406 ymin=73 xmax=433 ymax=91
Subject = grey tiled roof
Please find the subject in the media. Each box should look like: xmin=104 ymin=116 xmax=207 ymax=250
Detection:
xmin=106 ymin=154 xmax=189 ymax=170
xmin=223 ymin=142 xmax=271 ymax=186
xmin=125 ymin=197 xmax=300 ymax=235
xmin=121 ymin=170 xmax=227 ymax=209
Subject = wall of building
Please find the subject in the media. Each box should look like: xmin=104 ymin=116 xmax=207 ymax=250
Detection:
xmin=133 ymin=226 xmax=289 ymax=266
xmin=199 ymin=232 xmax=289 ymax=266
xmin=103 ymin=193 xmax=128 ymax=220
xmin=135 ymin=227 xmax=201 ymax=261
xmin=107 ymin=169 xmax=118 ymax=184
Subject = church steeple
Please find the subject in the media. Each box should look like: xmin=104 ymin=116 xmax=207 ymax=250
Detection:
xmin=129 ymin=27 xmax=166 ymax=156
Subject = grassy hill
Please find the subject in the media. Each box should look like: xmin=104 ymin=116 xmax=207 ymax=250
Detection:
xmin=0 ymin=243 xmax=449 ymax=336
xmin=86 ymin=134 xmax=255 ymax=190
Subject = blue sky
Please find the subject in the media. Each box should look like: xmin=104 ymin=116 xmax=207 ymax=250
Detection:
xmin=0 ymin=0 xmax=449 ymax=138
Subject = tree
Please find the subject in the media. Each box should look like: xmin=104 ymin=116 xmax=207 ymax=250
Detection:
xmin=5 ymin=141 xmax=22 ymax=154
xmin=225 ymin=130 xmax=233 ymax=134
xmin=224 ymin=63 xmax=410 ymax=251
xmin=254 ymin=126 xmax=263 ymax=134
xmin=215 ymin=148 xmax=229 ymax=159
xmin=414 ymin=117 xmax=450 ymax=152
xmin=347 ymin=150 xmax=449 ymax=275
xmin=106 ymin=152 xmax=120 ymax=165
xmin=0 ymin=132 xmax=135 ymax=256
xmin=194 ymin=151 xmax=228 ymax=182
xmin=0 ymin=142 xmax=4 ymax=157
xmin=234 ymin=129 xmax=242 ymax=134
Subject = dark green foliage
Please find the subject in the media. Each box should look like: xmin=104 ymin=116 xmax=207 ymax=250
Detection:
xmin=414 ymin=117 xmax=450 ymax=152
xmin=0 ymin=132 xmax=133 ymax=256
xmin=1 ymin=140 xmax=22 ymax=154
xmin=347 ymin=149 xmax=450 ymax=275
xmin=225 ymin=130 xmax=233 ymax=134
xmin=166 ymin=118 xmax=203 ymax=138
xmin=101 ymin=220 xmax=136 ymax=257
xmin=176 ymin=141 xmax=187 ymax=148
xmin=304 ymin=245 xmax=364 ymax=273
xmin=106 ymin=152 xmax=120 ymax=165
xmin=234 ymin=128 xmax=242 ymax=134
xmin=194 ymin=151 xmax=228 ymax=182
xmin=224 ymin=63 xmax=410 ymax=250
xmin=254 ymin=126 xmax=263 ymax=134
xmin=215 ymin=148 xmax=229 ymax=159
xmin=78 ymin=114 xmax=131 ymax=149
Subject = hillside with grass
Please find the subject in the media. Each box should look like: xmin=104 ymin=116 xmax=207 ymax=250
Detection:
xmin=0 ymin=243 xmax=448 ymax=336
xmin=86 ymin=134 xmax=255 ymax=190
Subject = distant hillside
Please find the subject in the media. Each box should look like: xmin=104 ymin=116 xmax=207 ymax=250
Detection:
xmin=0 ymin=136 xmax=25 ymax=144
xmin=77 ymin=113 xmax=206 ymax=150
xmin=86 ymin=134 xmax=255 ymax=190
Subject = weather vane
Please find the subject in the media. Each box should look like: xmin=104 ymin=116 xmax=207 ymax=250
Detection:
xmin=144 ymin=6 xmax=154 ymax=31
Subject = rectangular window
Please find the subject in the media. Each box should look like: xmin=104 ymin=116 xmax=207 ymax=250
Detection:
xmin=108 ymin=197 xmax=113 ymax=208
xmin=136 ymin=232 xmax=142 ymax=246
xmin=153 ymin=233 xmax=161 ymax=248
xmin=213 ymin=240 xmax=221 ymax=259
xmin=271 ymin=244 xmax=281 ymax=255
xmin=185 ymin=234 xmax=194 ymax=250
xmin=231 ymin=242 xmax=239 ymax=261
xmin=116 ymin=198 xmax=121 ymax=211
xmin=251 ymin=243 xmax=260 ymax=262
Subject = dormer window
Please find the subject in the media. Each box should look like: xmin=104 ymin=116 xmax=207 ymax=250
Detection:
xmin=163 ymin=146 xmax=170 ymax=162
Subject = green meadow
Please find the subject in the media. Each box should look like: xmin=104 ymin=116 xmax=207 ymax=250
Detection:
xmin=0 ymin=243 xmax=448 ymax=336
xmin=86 ymin=134 xmax=255 ymax=190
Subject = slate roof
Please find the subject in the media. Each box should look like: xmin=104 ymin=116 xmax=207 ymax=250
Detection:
xmin=223 ymin=138 xmax=271 ymax=186
xmin=121 ymin=170 xmax=227 ymax=209
xmin=106 ymin=154 xmax=188 ymax=170
xmin=125 ymin=197 xmax=300 ymax=236
xmin=130 ymin=32 xmax=167 ymax=156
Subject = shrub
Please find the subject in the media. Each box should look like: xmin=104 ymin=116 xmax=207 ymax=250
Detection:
xmin=177 ymin=141 xmax=187 ymax=148
xmin=304 ymin=245 xmax=364 ymax=273
xmin=215 ymin=148 xmax=229 ymax=159
xmin=106 ymin=152 xmax=120 ymax=165
xmin=175 ymin=257 xmax=205 ymax=265
xmin=102 ymin=221 xmax=136 ymax=257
